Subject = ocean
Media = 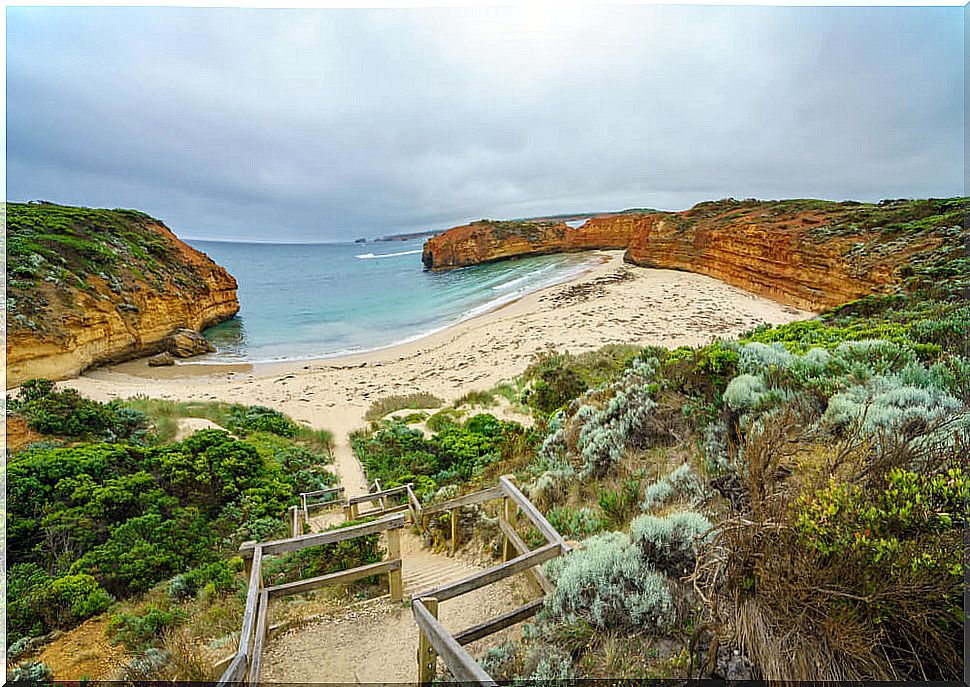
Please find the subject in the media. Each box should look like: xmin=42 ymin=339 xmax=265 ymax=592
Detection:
xmin=186 ymin=237 xmax=596 ymax=363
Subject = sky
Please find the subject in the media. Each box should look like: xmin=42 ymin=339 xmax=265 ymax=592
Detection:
xmin=6 ymin=5 xmax=965 ymax=242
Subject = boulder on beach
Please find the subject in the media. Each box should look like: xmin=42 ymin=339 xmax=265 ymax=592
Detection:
xmin=148 ymin=351 xmax=176 ymax=366
xmin=166 ymin=328 xmax=215 ymax=358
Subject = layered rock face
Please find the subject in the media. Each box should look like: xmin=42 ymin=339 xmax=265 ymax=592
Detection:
xmin=7 ymin=203 xmax=239 ymax=387
xmin=423 ymin=199 xmax=959 ymax=312
xmin=421 ymin=217 xmax=639 ymax=269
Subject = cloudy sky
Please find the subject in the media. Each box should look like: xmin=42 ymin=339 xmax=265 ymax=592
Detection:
xmin=6 ymin=5 xmax=964 ymax=242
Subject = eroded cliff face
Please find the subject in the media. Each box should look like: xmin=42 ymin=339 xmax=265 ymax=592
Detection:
xmin=7 ymin=204 xmax=239 ymax=387
xmin=421 ymin=217 xmax=638 ymax=269
xmin=423 ymin=199 xmax=960 ymax=312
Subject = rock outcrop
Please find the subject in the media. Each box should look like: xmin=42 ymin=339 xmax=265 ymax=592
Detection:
xmin=422 ymin=199 xmax=965 ymax=312
xmin=7 ymin=203 xmax=239 ymax=387
xmin=421 ymin=217 xmax=637 ymax=269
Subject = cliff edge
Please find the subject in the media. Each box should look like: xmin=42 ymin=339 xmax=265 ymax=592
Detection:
xmin=6 ymin=202 xmax=239 ymax=387
xmin=422 ymin=198 xmax=967 ymax=312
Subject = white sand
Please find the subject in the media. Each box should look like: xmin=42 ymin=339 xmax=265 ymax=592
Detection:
xmin=65 ymin=251 xmax=811 ymax=496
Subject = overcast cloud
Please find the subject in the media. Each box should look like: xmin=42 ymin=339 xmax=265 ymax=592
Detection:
xmin=6 ymin=6 xmax=965 ymax=241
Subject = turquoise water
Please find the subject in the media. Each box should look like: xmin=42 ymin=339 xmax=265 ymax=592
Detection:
xmin=187 ymin=238 xmax=595 ymax=363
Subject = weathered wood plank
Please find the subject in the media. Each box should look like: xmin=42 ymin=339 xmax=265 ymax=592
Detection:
xmin=247 ymin=590 xmax=269 ymax=684
xmin=387 ymin=528 xmax=403 ymax=602
xmin=413 ymin=542 xmax=559 ymax=602
xmin=347 ymin=483 xmax=410 ymax=505
xmin=500 ymin=476 xmax=568 ymax=552
xmin=406 ymin=485 xmax=423 ymax=527
xmin=413 ymin=598 xmax=497 ymax=685
xmin=357 ymin=503 xmax=409 ymax=519
xmin=450 ymin=507 xmax=460 ymax=555
xmin=237 ymin=545 xmax=263 ymax=657
xmin=302 ymin=486 xmax=345 ymax=498
xmin=421 ymin=485 xmax=503 ymax=516
xmin=454 ymin=597 xmax=545 ymax=646
xmin=265 ymin=558 xmax=401 ymax=598
xmin=416 ymin=598 xmax=439 ymax=685
xmin=498 ymin=517 xmax=554 ymax=595
xmin=216 ymin=652 xmax=248 ymax=685
xmin=305 ymin=499 xmax=342 ymax=512
xmin=240 ymin=513 xmax=404 ymax=558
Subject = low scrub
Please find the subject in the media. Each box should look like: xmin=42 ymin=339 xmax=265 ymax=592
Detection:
xmin=364 ymin=392 xmax=444 ymax=422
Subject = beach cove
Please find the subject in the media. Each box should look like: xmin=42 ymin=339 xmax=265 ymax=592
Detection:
xmin=63 ymin=251 xmax=811 ymax=497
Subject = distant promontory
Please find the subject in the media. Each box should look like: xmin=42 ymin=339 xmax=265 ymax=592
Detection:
xmin=6 ymin=202 xmax=240 ymax=386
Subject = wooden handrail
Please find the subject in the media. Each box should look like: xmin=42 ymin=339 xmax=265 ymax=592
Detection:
xmin=247 ymin=590 xmax=269 ymax=684
xmin=499 ymin=476 xmax=569 ymax=553
xmin=302 ymin=486 xmax=345 ymax=498
xmin=217 ymin=545 xmax=263 ymax=685
xmin=413 ymin=542 xmax=559 ymax=602
xmin=498 ymin=516 xmax=554 ymax=595
xmin=346 ymin=483 xmax=411 ymax=506
xmin=413 ymin=599 xmax=497 ymax=685
xmin=453 ymin=598 xmax=544 ymax=646
xmin=406 ymin=484 xmax=423 ymax=524
xmin=420 ymin=485 xmax=504 ymax=516
xmin=239 ymin=513 xmax=404 ymax=558
xmin=265 ymin=558 xmax=401 ymax=598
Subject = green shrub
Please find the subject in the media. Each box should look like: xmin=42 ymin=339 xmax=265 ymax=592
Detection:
xmin=9 ymin=378 xmax=150 ymax=443
xmin=543 ymin=531 xmax=672 ymax=631
xmin=168 ymin=559 xmax=237 ymax=601
xmin=10 ymin=661 xmax=53 ymax=683
xmin=226 ymin=405 xmax=297 ymax=437
xmin=547 ymin=506 xmax=604 ymax=538
xmin=629 ymin=511 xmax=713 ymax=577
xmin=641 ymin=464 xmax=707 ymax=512
xmin=109 ymin=606 xmax=183 ymax=651
xmin=47 ymin=573 xmax=114 ymax=623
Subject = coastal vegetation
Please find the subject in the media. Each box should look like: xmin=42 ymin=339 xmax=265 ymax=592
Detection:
xmin=6 ymin=387 xmax=336 ymax=677
xmin=7 ymin=196 xmax=966 ymax=681
xmin=447 ymin=220 xmax=967 ymax=681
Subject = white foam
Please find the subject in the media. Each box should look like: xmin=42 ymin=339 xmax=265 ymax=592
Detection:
xmin=355 ymin=249 xmax=423 ymax=259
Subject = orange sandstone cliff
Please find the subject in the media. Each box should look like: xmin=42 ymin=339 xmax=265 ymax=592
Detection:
xmin=421 ymin=217 xmax=639 ymax=269
xmin=422 ymin=199 xmax=963 ymax=312
xmin=6 ymin=203 xmax=239 ymax=387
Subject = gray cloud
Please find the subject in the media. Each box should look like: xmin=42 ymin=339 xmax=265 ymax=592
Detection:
xmin=7 ymin=5 xmax=964 ymax=241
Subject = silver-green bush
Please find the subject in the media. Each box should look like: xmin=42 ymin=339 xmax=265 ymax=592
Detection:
xmin=543 ymin=531 xmax=672 ymax=631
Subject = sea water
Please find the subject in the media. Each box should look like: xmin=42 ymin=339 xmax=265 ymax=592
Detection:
xmin=187 ymin=237 xmax=596 ymax=363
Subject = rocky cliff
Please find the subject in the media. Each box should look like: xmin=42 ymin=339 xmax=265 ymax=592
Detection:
xmin=422 ymin=198 xmax=966 ymax=312
xmin=421 ymin=217 xmax=638 ymax=269
xmin=6 ymin=203 xmax=239 ymax=386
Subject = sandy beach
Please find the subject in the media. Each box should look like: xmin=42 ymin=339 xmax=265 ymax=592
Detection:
xmin=64 ymin=251 xmax=811 ymax=496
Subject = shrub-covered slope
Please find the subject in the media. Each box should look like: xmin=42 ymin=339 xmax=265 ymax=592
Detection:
xmin=414 ymin=230 xmax=968 ymax=682
xmin=6 ymin=202 xmax=239 ymax=386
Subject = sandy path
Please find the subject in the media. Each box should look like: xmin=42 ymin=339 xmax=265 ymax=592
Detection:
xmin=261 ymin=529 xmax=535 ymax=683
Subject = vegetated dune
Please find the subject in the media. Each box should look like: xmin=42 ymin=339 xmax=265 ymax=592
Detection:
xmin=6 ymin=203 xmax=239 ymax=387
xmin=422 ymin=197 xmax=966 ymax=311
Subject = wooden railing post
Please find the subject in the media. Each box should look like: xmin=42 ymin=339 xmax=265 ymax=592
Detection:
xmin=502 ymin=497 xmax=518 ymax=562
xmin=241 ymin=540 xmax=256 ymax=581
xmin=387 ymin=527 xmax=403 ymax=602
xmin=289 ymin=505 xmax=300 ymax=538
xmin=417 ymin=598 xmax=439 ymax=684
xmin=301 ymin=493 xmax=308 ymax=525
xmin=450 ymin=507 xmax=460 ymax=555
